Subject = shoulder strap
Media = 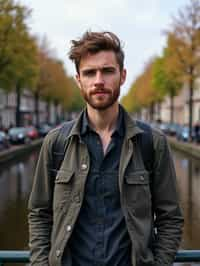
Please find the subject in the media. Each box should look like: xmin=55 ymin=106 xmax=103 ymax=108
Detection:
xmin=52 ymin=120 xmax=75 ymax=171
xmin=136 ymin=120 xmax=154 ymax=173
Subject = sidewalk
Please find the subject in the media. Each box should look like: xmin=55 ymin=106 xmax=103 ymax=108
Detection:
xmin=168 ymin=136 xmax=200 ymax=160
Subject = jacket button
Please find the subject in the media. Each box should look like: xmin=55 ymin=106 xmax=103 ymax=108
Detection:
xmin=56 ymin=249 xmax=61 ymax=257
xmin=81 ymin=163 xmax=87 ymax=170
xmin=74 ymin=194 xmax=80 ymax=203
xmin=140 ymin=175 xmax=144 ymax=180
xmin=67 ymin=225 xmax=72 ymax=232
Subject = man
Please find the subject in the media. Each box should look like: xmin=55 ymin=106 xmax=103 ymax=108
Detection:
xmin=28 ymin=31 xmax=183 ymax=266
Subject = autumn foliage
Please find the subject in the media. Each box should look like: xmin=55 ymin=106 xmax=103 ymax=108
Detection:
xmin=0 ymin=0 xmax=84 ymax=126
xmin=122 ymin=0 xmax=200 ymax=138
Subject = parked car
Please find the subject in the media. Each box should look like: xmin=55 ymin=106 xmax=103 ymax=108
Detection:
xmin=8 ymin=127 xmax=30 ymax=144
xmin=37 ymin=124 xmax=52 ymax=137
xmin=0 ymin=131 xmax=10 ymax=151
xmin=167 ymin=123 xmax=181 ymax=136
xmin=176 ymin=125 xmax=195 ymax=142
xmin=25 ymin=126 xmax=39 ymax=140
xmin=159 ymin=123 xmax=170 ymax=135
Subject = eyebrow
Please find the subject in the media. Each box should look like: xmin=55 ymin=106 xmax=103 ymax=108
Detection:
xmin=81 ymin=66 xmax=116 ymax=72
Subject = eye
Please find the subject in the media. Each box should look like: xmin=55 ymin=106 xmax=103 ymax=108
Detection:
xmin=82 ymin=69 xmax=96 ymax=77
xmin=102 ymin=67 xmax=116 ymax=74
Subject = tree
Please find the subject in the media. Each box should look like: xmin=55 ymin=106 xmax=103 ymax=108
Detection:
xmin=0 ymin=0 xmax=39 ymax=126
xmin=50 ymin=60 xmax=71 ymax=124
xmin=166 ymin=0 xmax=200 ymax=139
xmin=66 ymin=77 xmax=85 ymax=112
xmin=14 ymin=35 xmax=38 ymax=126
xmin=0 ymin=0 xmax=20 ymax=73
xmin=135 ymin=60 xmax=163 ymax=120
xmin=153 ymin=51 xmax=182 ymax=123
xmin=122 ymin=59 xmax=163 ymax=120
xmin=31 ymin=36 xmax=64 ymax=126
xmin=35 ymin=54 xmax=72 ymax=124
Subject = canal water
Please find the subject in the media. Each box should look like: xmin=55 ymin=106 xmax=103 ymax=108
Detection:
xmin=0 ymin=147 xmax=200 ymax=264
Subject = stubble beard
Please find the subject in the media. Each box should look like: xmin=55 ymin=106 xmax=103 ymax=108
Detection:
xmin=80 ymin=82 xmax=121 ymax=111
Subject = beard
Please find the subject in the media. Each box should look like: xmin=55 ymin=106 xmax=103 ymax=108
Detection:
xmin=80 ymin=83 xmax=121 ymax=111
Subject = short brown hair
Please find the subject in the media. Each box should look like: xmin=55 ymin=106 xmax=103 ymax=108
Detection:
xmin=68 ymin=31 xmax=124 ymax=73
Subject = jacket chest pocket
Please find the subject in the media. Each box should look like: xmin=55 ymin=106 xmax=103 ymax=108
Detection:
xmin=53 ymin=169 xmax=74 ymax=212
xmin=124 ymin=170 xmax=151 ymax=217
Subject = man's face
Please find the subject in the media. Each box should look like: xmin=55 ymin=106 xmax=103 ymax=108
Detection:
xmin=76 ymin=50 xmax=126 ymax=111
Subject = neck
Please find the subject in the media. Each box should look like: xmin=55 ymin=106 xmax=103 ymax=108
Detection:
xmin=86 ymin=103 xmax=119 ymax=134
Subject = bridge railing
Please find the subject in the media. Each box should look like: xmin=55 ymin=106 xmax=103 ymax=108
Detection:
xmin=0 ymin=250 xmax=200 ymax=265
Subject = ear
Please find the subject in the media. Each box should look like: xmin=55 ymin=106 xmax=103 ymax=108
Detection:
xmin=120 ymin=69 xmax=126 ymax=86
xmin=75 ymin=74 xmax=81 ymax=89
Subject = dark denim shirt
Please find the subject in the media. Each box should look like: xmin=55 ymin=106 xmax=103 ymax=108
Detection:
xmin=68 ymin=107 xmax=132 ymax=266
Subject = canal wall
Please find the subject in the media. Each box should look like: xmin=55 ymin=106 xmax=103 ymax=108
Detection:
xmin=168 ymin=137 xmax=200 ymax=160
xmin=0 ymin=139 xmax=43 ymax=165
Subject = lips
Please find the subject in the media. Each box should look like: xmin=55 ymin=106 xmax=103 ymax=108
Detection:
xmin=92 ymin=89 xmax=109 ymax=95
xmin=94 ymin=92 xmax=107 ymax=95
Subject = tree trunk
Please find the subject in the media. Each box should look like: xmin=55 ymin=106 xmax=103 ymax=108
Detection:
xmin=46 ymin=102 xmax=50 ymax=124
xmin=149 ymin=103 xmax=154 ymax=122
xmin=155 ymin=102 xmax=162 ymax=122
xmin=170 ymin=92 xmax=174 ymax=124
xmin=54 ymin=100 xmax=59 ymax=125
xmin=145 ymin=109 xmax=148 ymax=121
xmin=137 ymin=110 xmax=142 ymax=120
xmin=34 ymin=91 xmax=39 ymax=127
xmin=15 ymin=82 xmax=21 ymax=127
xmin=60 ymin=105 xmax=65 ymax=122
xmin=188 ymin=82 xmax=194 ymax=141
xmin=158 ymin=102 xmax=162 ymax=122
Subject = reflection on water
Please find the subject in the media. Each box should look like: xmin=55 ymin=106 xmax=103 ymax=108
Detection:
xmin=0 ymin=151 xmax=39 ymax=250
xmin=0 ymin=148 xmax=200 ymax=265
xmin=173 ymin=150 xmax=200 ymax=250
xmin=173 ymin=151 xmax=200 ymax=266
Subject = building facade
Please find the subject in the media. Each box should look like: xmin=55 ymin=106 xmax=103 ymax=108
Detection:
xmin=0 ymin=89 xmax=62 ymax=129
xmin=160 ymin=80 xmax=200 ymax=125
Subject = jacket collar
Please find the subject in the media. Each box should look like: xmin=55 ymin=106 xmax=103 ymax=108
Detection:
xmin=122 ymin=106 xmax=144 ymax=139
xmin=68 ymin=109 xmax=85 ymax=139
xmin=67 ymin=104 xmax=144 ymax=140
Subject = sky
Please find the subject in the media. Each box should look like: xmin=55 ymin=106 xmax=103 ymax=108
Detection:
xmin=19 ymin=0 xmax=190 ymax=97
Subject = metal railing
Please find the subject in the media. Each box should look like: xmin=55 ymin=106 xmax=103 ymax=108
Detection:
xmin=0 ymin=250 xmax=200 ymax=265
xmin=0 ymin=251 xmax=29 ymax=265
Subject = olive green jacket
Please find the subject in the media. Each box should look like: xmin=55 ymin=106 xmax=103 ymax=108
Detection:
xmin=28 ymin=109 xmax=183 ymax=266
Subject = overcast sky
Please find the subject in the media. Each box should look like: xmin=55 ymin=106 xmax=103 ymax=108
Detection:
xmin=19 ymin=0 xmax=189 ymax=96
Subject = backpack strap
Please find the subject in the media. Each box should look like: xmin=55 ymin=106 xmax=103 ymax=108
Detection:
xmin=52 ymin=120 xmax=75 ymax=171
xmin=136 ymin=120 xmax=154 ymax=173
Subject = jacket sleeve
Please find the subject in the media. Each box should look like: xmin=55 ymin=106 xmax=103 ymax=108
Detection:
xmin=152 ymin=131 xmax=184 ymax=266
xmin=28 ymin=130 xmax=57 ymax=265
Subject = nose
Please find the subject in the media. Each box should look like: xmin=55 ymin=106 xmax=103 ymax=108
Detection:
xmin=94 ymin=70 xmax=104 ymax=86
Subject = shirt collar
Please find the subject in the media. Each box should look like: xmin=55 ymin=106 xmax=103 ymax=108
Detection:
xmin=80 ymin=105 xmax=125 ymax=137
xmin=81 ymin=110 xmax=90 ymax=135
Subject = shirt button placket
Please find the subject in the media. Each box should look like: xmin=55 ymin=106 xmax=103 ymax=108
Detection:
xmin=81 ymin=163 xmax=87 ymax=170
xmin=56 ymin=249 xmax=61 ymax=257
xmin=140 ymin=175 xmax=144 ymax=181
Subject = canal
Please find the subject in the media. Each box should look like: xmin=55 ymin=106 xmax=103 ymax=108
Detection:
xmin=0 ymin=146 xmax=200 ymax=263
